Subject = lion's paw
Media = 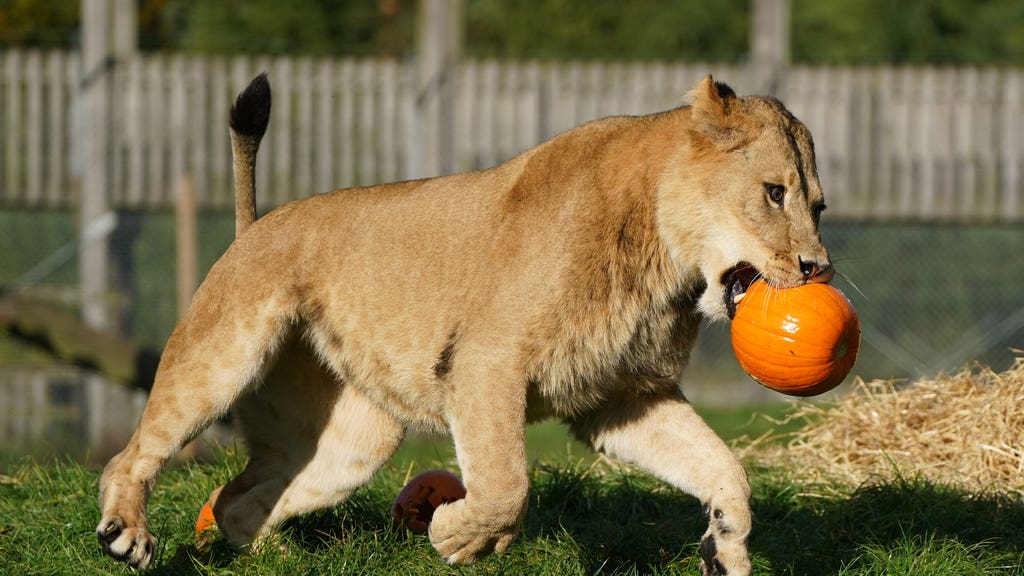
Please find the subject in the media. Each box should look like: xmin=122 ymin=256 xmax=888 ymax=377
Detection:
xmin=699 ymin=533 xmax=751 ymax=576
xmin=96 ymin=516 xmax=157 ymax=570
xmin=428 ymin=500 xmax=518 ymax=565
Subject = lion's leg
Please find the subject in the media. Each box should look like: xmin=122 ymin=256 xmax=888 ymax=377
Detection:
xmin=96 ymin=284 xmax=294 ymax=569
xmin=569 ymin=390 xmax=752 ymax=576
xmin=210 ymin=350 xmax=405 ymax=547
xmin=428 ymin=360 xmax=529 ymax=565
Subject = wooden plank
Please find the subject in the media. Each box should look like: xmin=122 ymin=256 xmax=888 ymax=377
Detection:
xmin=477 ymin=60 xmax=498 ymax=170
xmin=169 ymin=55 xmax=187 ymax=210
xmin=892 ymin=68 xmax=914 ymax=219
xmin=272 ymin=57 xmax=293 ymax=207
xmin=295 ymin=57 xmax=314 ymax=197
xmin=870 ymin=67 xmax=893 ymax=221
xmin=495 ymin=62 xmax=517 ymax=162
xmin=145 ymin=56 xmax=166 ymax=207
xmin=540 ymin=62 xmax=560 ymax=141
xmin=653 ymin=61 xmax=672 ymax=110
xmin=917 ymin=68 xmax=939 ymax=220
xmin=935 ymin=68 xmax=957 ymax=220
xmin=25 ymin=51 xmax=43 ymax=206
xmin=379 ymin=59 xmax=399 ymax=183
xmin=831 ymin=68 xmax=853 ymax=216
xmin=561 ymin=62 xmax=581 ymax=133
xmin=4 ymin=50 xmax=22 ymax=203
xmin=122 ymin=57 xmax=144 ymax=207
xmin=600 ymin=61 xmax=622 ymax=117
xmin=847 ymin=68 xmax=873 ymax=220
xmin=1000 ymin=70 xmax=1022 ymax=221
xmin=358 ymin=59 xmax=376 ymax=186
xmin=315 ymin=58 xmax=335 ymax=193
xmin=626 ymin=62 xmax=649 ymax=115
xmin=208 ymin=57 xmax=230 ymax=209
xmin=580 ymin=62 xmax=601 ymax=124
xmin=46 ymin=51 xmax=67 ymax=206
xmin=337 ymin=58 xmax=356 ymax=188
xmin=517 ymin=62 xmax=541 ymax=155
xmin=399 ymin=60 xmax=417 ymax=181
xmin=975 ymin=68 xmax=1000 ymax=220
xmin=453 ymin=60 xmax=476 ymax=173
xmin=108 ymin=55 xmax=125 ymax=208
xmin=229 ymin=57 xmax=254 ymax=210
xmin=189 ymin=57 xmax=209 ymax=211
xmin=175 ymin=175 xmax=197 ymax=318
xmin=65 ymin=52 xmax=81 ymax=201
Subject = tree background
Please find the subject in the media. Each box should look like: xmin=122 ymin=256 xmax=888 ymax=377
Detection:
xmin=1 ymin=0 xmax=1023 ymax=64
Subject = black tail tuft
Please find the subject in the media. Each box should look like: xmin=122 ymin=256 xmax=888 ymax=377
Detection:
xmin=230 ymin=73 xmax=272 ymax=138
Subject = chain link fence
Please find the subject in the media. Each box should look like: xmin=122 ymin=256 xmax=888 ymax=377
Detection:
xmin=686 ymin=221 xmax=1023 ymax=402
xmin=4 ymin=209 xmax=1022 ymax=406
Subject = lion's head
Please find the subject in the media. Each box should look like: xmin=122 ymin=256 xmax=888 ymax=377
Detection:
xmin=657 ymin=76 xmax=833 ymax=322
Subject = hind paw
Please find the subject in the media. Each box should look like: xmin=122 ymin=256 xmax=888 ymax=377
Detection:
xmin=97 ymin=516 xmax=157 ymax=570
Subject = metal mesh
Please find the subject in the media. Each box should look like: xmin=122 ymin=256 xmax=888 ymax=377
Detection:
xmin=686 ymin=221 xmax=1024 ymax=398
xmin=4 ymin=210 xmax=1022 ymax=387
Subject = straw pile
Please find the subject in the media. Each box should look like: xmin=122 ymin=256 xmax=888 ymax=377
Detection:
xmin=744 ymin=354 xmax=1024 ymax=495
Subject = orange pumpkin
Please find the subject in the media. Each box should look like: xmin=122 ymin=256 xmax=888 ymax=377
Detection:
xmin=730 ymin=279 xmax=860 ymax=396
xmin=389 ymin=470 xmax=466 ymax=534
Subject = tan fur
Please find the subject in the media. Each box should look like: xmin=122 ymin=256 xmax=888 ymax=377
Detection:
xmin=97 ymin=76 xmax=833 ymax=575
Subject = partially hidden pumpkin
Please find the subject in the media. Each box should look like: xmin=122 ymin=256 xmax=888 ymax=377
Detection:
xmin=730 ymin=279 xmax=860 ymax=396
xmin=389 ymin=470 xmax=466 ymax=534
xmin=194 ymin=497 xmax=217 ymax=537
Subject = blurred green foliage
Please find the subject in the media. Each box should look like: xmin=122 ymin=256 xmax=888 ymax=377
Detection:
xmin=1 ymin=0 xmax=1023 ymax=63
xmin=0 ymin=0 xmax=78 ymax=47
xmin=791 ymin=0 xmax=1024 ymax=64
xmin=463 ymin=0 xmax=748 ymax=61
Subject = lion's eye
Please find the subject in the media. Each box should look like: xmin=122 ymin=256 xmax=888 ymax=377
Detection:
xmin=764 ymin=183 xmax=785 ymax=207
xmin=813 ymin=203 xmax=827 ymax=220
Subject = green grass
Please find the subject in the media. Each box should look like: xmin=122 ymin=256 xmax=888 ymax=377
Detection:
xmin=2 ymin=415 xmax=1023 ymax=575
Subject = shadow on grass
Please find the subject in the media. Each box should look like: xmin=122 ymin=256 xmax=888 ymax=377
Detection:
xmin=522 ymin=465 xmax=705 ymax=573
xmin=521 ymin=467 xmax=1024 ymax=574
xmin=750 ymin=473 xmax=1024 ymax=575
xmin=154 ymin=467 xmax=1024 ymax=575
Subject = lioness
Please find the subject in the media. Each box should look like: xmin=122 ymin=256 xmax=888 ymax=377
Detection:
xmin=97 ymin=74 xmax=832 ymax=575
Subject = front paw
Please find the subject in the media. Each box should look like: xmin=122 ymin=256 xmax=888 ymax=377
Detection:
xmin=699 ymin=533 xmax=751 ymax=576
xmin=97 ymin=516 xmax=157 ymax=570
xmin=428 ymin=499 xmax=518 ymax=565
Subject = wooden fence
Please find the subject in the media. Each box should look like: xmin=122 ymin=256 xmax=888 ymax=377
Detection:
xmin=0 ymin=49 xmax=1022 ymax=222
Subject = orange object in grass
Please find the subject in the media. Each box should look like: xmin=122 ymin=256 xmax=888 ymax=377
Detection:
xmin=194 ymin=498 xmax=217 ymax=536
xmin=730 ymin=279 xmax=860 ymax=396
xmin=389 ymin=470 xmax=466 ymax=534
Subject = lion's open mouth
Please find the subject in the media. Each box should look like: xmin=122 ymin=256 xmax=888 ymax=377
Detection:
xmin=722 ymin=262 xmax=761 ymax=319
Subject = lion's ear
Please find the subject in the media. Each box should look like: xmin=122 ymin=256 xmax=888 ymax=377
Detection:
xmin=685 ymin=76 xmax=744 ymax=150
xmin=685 ymin=75 xmax=738 ymax=127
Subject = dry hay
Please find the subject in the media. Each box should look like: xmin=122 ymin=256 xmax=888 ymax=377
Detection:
xmin=743 ymin=354 xmax=1024 ymax=495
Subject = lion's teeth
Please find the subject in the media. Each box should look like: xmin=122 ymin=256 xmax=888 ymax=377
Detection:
xmin=733 ymin=292 xmax=745 ymax=304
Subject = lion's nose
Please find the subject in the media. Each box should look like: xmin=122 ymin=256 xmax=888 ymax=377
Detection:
xmin=799 ymin=257 xmax=834 ymax=283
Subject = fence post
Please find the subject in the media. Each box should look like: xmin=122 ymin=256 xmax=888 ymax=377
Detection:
xmin=176 ymin=175 xmax=197 ymax=319
xmin=79 ymin=0 xmax=113 ymax=331
xmin=414 ymin=0 xmax=463 ymax=179
xmin=750 ymin=0 xmax=790 ymax=96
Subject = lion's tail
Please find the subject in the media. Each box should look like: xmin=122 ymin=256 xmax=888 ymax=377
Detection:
xmin=229 ymin=73 xmax=272 ymax=237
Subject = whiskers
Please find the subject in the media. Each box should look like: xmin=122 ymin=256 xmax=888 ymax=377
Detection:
xmin=829 ymin=257 xmax=869 ymax=302
xmin=752 ymin=270 xmax=779 ymax=324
